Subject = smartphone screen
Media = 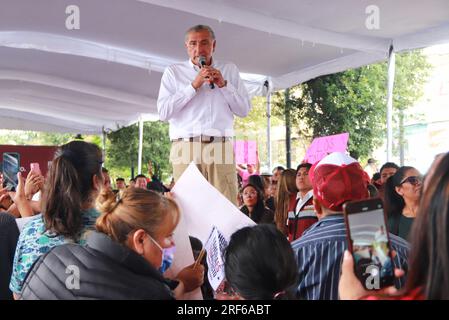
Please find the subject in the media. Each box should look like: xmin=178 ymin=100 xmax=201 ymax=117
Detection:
xmin=344 ymin=198 xmax=395 ymax=290
xmin=30 ymin=162 xmax=42 ymax=175
xmin=2 ymin=152 xmax=20 ymax=191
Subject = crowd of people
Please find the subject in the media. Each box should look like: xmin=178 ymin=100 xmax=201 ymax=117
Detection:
xmin=236 ymin=150 xmax=449 ymax=300
xmin=1 ymin=140 xmax=448 ymax=300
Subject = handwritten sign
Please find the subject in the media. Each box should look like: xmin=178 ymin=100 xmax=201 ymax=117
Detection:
xmin=204 ymin=226 xmax=228 ymax=291
xmin=304 ymin=133 xmax=349 ymax=164
xmin=234 ymin=140 xmax=257 ymax=164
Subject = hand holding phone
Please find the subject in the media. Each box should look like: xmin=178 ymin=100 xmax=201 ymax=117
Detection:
xmin=343 ymin=198 xmax=395 ymax=291
xmin=30 ymin=163 xmax=42 ymax=176
xmin=25 ymin=169 xmax=44 ymax=199
xmin=2 ymin=152 xmax=20 ymax=191
xmin=339 ymin=250 xmax=404 ymax=299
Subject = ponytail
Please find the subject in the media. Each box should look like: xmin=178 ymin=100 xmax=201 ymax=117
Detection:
xmin=96 ymin=196 xmax=131 ymax=244
xmin=43 ymin=141 xmax=103 ymax=239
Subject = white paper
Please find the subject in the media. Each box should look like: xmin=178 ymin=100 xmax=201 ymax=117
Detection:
xmin=163 ymin=206 xmax=202 ymax=300
xmin=171 ymin=162 xmax=256 ymax=244
xmin=169 ymin=162 xmax=256 ymax=298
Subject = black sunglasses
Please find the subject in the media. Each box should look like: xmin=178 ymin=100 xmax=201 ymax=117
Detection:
xmin=399 ymin=176 xmax=422 ymax=186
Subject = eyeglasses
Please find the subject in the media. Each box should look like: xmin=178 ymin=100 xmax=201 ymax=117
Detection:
xmin=399 ymin=176 xmax=422 ymax=186
xmin=147 ymin=233 xmax=174 ymax=248
xmin=242 ymin=191 xmax=257 ymax=197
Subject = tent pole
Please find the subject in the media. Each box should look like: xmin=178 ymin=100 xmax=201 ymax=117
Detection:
xmin=386 ymin=45 xmax=396 ymax=162
xmin=101 ymin=127 xmax=106 ymax=164
xmin=265 ymin=80 xmax=272 ymax=172
xmin=138 ymin=117 xmax=144 ymax=174
xmin=285 ymin=88 xmax=291 ymax=168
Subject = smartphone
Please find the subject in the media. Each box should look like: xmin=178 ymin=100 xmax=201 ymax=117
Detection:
xmin=30 ymin=162 xmax=42 ymax=175
xmin=2 ymin=152 xmax=20 ymax=191
xmin=343 ymin=198 xmax=395 ymax=290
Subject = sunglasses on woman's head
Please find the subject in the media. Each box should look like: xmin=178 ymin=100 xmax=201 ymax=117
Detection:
xmin=399 ymin=176 xmax=422 ymax=186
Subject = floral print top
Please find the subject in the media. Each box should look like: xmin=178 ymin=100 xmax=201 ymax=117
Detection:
xmin=9 ymin=208 xmax=100 ymax=294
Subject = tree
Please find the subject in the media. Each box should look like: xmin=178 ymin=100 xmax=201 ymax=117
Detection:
xmin=0 ymin=130 xmax=100 ymax=146
xmin=273 ymin=50 xmax=431 ymax=160
xmin=392 ymin=51 xmax=430 ymax=164
xmin=105 ymin=121 xmax=171 ymax=182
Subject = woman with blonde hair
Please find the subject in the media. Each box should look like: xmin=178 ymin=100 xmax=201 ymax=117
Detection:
xmin=19 ymin=188 xmax=204 ymax=299
xmin=275 ymin=169 xmax=298 ymax=236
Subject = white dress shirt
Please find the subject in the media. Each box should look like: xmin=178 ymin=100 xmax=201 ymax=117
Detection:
xmin=157 ymin=59 xmax=251 ymax=139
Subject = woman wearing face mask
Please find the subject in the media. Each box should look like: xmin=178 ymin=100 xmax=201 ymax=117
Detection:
xmin=19 ymin=188 xmax=204 ymax=300
xmin=384 ymin=166 xmax=422 ymax=240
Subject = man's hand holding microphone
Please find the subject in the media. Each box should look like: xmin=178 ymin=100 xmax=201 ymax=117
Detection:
xmin=191 ymin=55 xmax=226 ymax=90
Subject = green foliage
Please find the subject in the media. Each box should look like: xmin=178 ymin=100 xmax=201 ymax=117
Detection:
xmin=394 ymin=51 xmax=431 ymax=111
xmin=1 ymin=123 xmax=171 ymax=184
xmin=234 ymin=96 xmax=284 ymax=137
xmin=105 ymin=121 xmax=171 ymax=182
xmin=0 ymin=130 xmax=99 ymax=146
xmin=273 ymin=50 xmax=431 ymax=160
xmin=234 ymin=96 xmax=285 ymax=171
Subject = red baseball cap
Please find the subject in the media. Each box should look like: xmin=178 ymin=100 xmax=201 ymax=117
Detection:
xmin=310 ymin=152 xmax=370 ymax=211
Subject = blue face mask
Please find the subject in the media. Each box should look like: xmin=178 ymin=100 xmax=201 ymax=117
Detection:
xmin=148 ymin=234 xmax=176 ymax=274
xmin=159 ymin=245 xmax=176 ymax=274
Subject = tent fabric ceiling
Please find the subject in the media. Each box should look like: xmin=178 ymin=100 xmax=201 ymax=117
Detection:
xmin=1 ymin=0 xmax=448 ymax=133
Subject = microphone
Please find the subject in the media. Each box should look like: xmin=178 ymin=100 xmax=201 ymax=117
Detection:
xmin=198 ymin=55 xmax=215 ymax=89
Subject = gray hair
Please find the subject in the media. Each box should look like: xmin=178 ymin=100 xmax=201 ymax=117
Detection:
xmin=184 ymin=25 xmax=216 ymax=42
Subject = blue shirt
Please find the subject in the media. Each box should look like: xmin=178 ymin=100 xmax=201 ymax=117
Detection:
xmin=291 ymin=214 xmax=410 ymax=300
xmin=10 ymin=208 xmax=100 ymax=294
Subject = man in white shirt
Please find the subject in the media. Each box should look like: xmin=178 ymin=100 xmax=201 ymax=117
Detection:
xmin=157 ymin=25 xmax=252 ymax=204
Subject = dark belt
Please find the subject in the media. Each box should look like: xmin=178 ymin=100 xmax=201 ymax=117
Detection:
xmin=171 ymin=136 xmax=232 ymax=143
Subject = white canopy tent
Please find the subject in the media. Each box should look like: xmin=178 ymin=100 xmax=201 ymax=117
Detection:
xmin=1 ymin=0 xmax=449 ymax=168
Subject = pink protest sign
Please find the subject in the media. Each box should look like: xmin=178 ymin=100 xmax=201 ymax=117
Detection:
xmin=234 ymin=140 xmax=257 ymax=164
xmin=246 ymin=141 xmax=257 ymax=164
xmin=304 ymin=133 xmax=349 ymax=164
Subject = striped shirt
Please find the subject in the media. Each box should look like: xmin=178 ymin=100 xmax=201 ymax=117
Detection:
xmin=291 ymin=214 xmax=410 ymax=300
